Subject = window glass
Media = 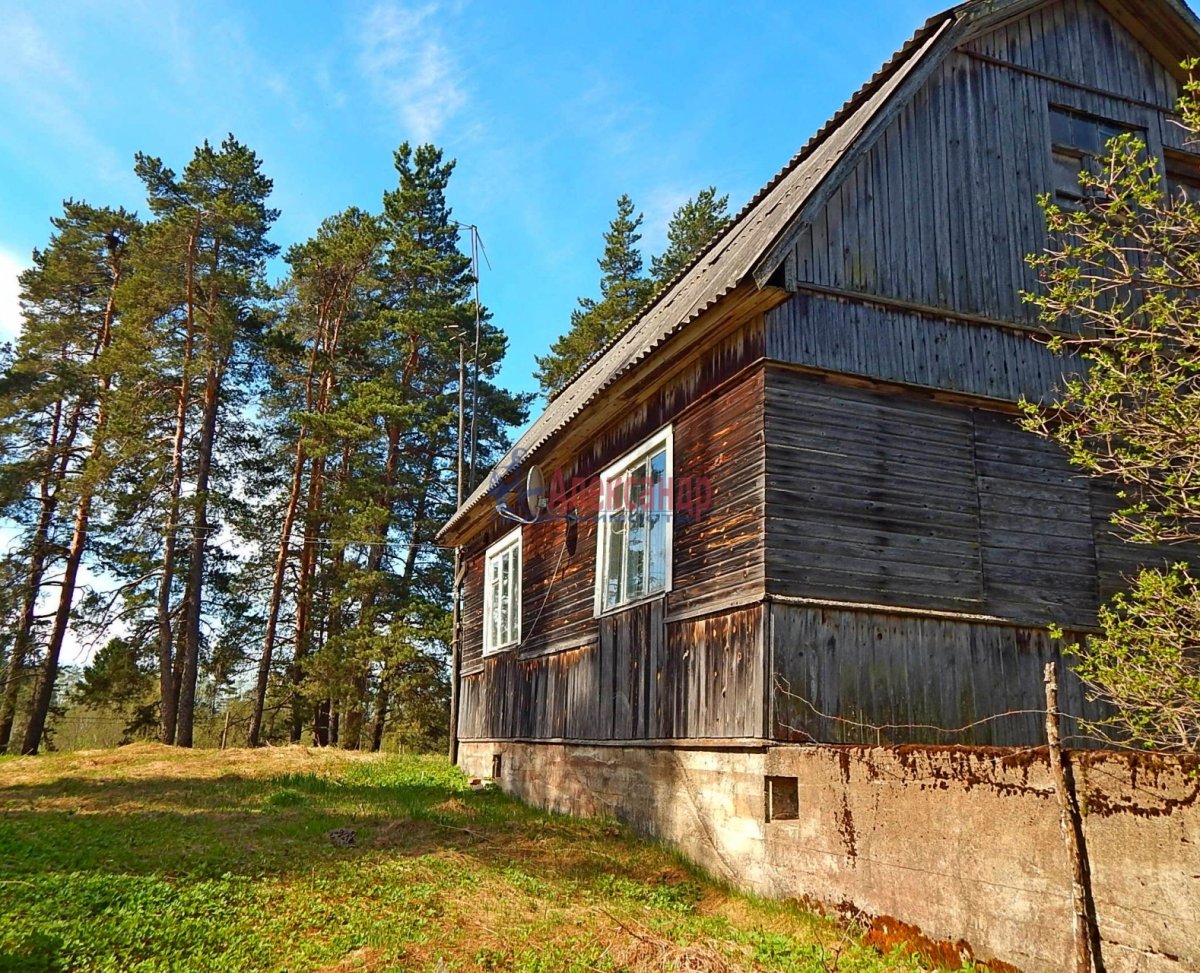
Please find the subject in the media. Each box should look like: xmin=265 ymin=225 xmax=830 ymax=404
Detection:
xmin=597 ymin=431 xmax=672 ymax=613
xmin=484 ymin=531 xmax=521 ymax=654
xmin=625 ymin=458 xmax=648 ymax=602
xmin=648 ymin=449 xmax=669 ymax=593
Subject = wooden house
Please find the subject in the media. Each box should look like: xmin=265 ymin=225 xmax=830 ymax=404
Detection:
xmin=438 ymin=2 xmax=1200 ymax=965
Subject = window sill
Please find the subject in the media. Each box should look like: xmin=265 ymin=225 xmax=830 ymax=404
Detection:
xmin=594 ymin=591 xmax=669 ymax=620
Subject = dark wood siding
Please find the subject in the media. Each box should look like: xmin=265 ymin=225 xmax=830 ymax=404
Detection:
xmin=781 ymin=1 xmax=1178 ymax=333
xmin=962 ymin=0 xmax=1179 ymax=106
xmin=669 ymin=368 xmax=765 ymax=616
xmin=764 ymin=366 xmax=1192 ymax=629
xmin=765 ymin=290 xmax=1083 ymax=405
xmin=769 ymin=603 xmax=1107 ymax=745
xmin=973 ymin=410 xmax=1099 ymax=629
xmin=458 ymin=601 xmax=764 ymax=741
xmin=457 ymin=327 xmax=769 ymax=742
xmin=459 ymin=319 xmax=765 ymax=673
xmin=764 ymin=367 xmax=985 ymax=612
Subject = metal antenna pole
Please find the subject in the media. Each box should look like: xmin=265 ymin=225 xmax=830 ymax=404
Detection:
xmin=456 ymin=340 xmax=465 ymax=507
xmin=467 ymin=225 xmax=483 ymax=492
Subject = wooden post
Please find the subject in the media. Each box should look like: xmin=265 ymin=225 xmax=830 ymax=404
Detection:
xmin=220 ymin=709 xmax=231 ymax=751
xmin=1044 ymin=662 xmax=1098 ymax=973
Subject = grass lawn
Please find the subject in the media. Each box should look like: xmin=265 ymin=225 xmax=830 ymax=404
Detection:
xmin=0 ymin=745 xmax=943 ymax=973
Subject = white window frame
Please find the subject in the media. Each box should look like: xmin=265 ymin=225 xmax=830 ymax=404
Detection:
xmin=483 ymin=528 xmax=522 ymax=655
xmin=594 ymin=426 xmax=674 ymax=617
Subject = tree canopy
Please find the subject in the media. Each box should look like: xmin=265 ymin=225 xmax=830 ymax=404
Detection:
xmin=1023 ymin=75 xmax=1200 ymax=750
xmin=533 ymin=187 xmax=731 ymax=398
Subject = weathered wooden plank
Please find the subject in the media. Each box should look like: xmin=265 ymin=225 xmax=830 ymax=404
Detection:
xmin=769 ymin=603 xmax=1107 ymax=746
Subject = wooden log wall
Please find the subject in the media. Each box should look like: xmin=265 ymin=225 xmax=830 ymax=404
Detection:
xmin=769 ymin=603 xmax=1106 ymax=745
xmin=781 ymin=0 xmax=1180 ymax=332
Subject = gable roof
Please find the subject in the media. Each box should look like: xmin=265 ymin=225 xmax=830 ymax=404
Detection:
xmin=439 ymin=0 xmax=1200 ymax=545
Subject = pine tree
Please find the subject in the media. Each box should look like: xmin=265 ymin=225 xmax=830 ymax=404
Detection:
xmin=534 ymin=194 xmax=654 ymax=396
xmin=118 ymin=136 xmax=277 ymax=747
xmin=247 ymin=208 xmax=384 ymax=747
xmin=649 ymin=187 xmax=730 ymax=285
xmin=0 ymin=201 xmax=139 ymax=754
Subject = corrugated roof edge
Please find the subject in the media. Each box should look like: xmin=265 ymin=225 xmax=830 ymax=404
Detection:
xmin=546 ymin=4 xmax=961 ymax=401
xmin=438 ymin=2 xmax=965 ymax=544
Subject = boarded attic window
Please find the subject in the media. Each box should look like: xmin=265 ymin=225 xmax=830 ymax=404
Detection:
xmin=1049 ymin=105 xmax=1141 ymax=207
xmin=765 ymin=776 xmax=799 ymax=822
xmin=1166 ymin=150 xmax=1200 ymax=205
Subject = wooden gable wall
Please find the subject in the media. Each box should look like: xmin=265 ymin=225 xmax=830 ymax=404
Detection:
xmin=759 ymin=0 xmax=1197 ymax=745
xmin=767 ymin=0 xmax=1184 ymax=402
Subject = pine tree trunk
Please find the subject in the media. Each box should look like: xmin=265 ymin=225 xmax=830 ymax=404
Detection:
xmin=0 ymin=382 xmax=72 ymax=752
xmin=370 ymin=671 xmax=389 ymax=753
xmin=21 ymin=487 xmax=92 ymax=755
xmin=13 ymin=391 xmax=89 ymax=755
xmin=25 ymin=254 xmax=125 ymax=756
xmin=0 ymin=488 xmax=56 ymax=751
xmin=158 ymin=221 xmax=200 ymax=745
xmin=313 ymin=699 xmax=331 ymax=746
xmin=289 ymin=452 xmax=326 ymax=744
xmin=176 ymin=361 xmax=221 ymax=748
xmin=247 ymin=439 xmax=307 ymax=746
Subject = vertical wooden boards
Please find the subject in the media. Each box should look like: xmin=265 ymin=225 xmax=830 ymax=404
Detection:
xmin=455 ymin=600 xmax=766 ymax=743
xmin=784 ymin=0 xmax=1182 ymax=335
xmin=457 ymin=324 xmax=766 ymax=673
xmin=768 ymin=602 xmax=1107 ymax=746
xmin=961 ymin=0 xmax=1180 ymax=106
xmin=764 ymin=367 xmax=986 ymax=611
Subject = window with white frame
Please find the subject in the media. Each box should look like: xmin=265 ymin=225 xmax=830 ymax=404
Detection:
xmin=484 ymin=529 xmax=521 ymax=654
xmin=596 ymin=427 xmax=673 ymax=614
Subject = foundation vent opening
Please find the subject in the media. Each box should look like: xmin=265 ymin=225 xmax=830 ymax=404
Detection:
xmin=491 ymin=752 xmax=503 ymax=780
xmin=766 ymin=775 xmax=799 ymax=822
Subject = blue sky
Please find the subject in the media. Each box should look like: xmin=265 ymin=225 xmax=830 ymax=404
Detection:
xmin=0 ymin=0 xmax=936 ymax=401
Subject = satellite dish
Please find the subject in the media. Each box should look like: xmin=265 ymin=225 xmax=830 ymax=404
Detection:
xmin=526 ymin=465 xmax=547 ymax=518
xmin=496 ymin=464 xmax=549 ymax=525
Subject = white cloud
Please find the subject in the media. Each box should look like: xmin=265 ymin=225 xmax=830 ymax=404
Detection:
xmin=0 ymin=249 xmax=24 ymax=344
xmin=358 ymin=1 xmax=467 ymax=142
xmin=0 ymin=11 xmax=130 ymax=190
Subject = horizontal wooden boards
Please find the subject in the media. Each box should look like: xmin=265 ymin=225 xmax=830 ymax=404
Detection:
xmin=973 ymin=409 xmax=1099 ymax=629
xmin=764 ymin=368 xmax=986 ymax=611
xmin=769 ymin=602 xmax=1108 ymax=746
xmin=766 ymin=290 xmax=1082 ymax=404
xmin=761 ymin=368 xmax=1195 ymax=629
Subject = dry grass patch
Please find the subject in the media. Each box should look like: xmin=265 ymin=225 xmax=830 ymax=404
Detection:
xmin=0 ymin=746 xmax=940 ymax=973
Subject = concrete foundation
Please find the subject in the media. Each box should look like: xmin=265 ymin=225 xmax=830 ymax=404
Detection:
xmin=459 ymin=740 xmax=1199 ymax=973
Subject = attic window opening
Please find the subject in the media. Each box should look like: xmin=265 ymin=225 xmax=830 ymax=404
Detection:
xmin=1049 ymin=105 xmax=1142 ymax=207
xmin=1165 ymin=149 xmax=1200 ymax=205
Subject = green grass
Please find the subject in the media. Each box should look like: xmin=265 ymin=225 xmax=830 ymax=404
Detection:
xmin=0 ymin=745 xmax=938 ymax=973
